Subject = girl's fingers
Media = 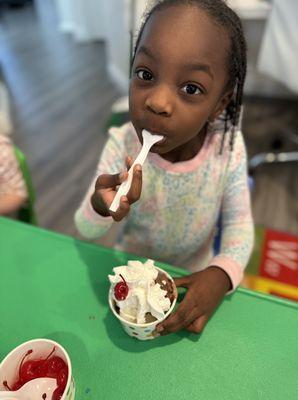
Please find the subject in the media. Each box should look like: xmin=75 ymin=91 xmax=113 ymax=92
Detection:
xmin=173 ymin=276 xmax=191 ymax=288
xmin=157 ymin=291 xmax=200 ymax=335
xmin=127 ymin=165 xmax=142 ymax=203
xmin=157 ymin=305 xmax=199 ymax=335
xmin=111 ymin=196 xmax=130 ymax=221
xmin=99 ymin=189 xmax=116 ymax=210
xmin=125 ymin=156 xmax=133 ymax=170
xmin=95 ymin=171 xmax=127 ymax=190
xmin=94 ymin=159 xmax=140 ymax=220
xmin=186 ymin=315 xmax=208 ymax=334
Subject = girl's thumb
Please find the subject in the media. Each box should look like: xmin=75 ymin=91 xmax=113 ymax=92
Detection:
xmin=173 ymin=275 xmax=191 ymax=288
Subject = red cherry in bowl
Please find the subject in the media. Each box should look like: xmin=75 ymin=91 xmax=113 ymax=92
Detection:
xmin=11 ymin=380 xmax=23 ymax=391
xmin=19 ymin=359 xmax=44 ymax=381
xmin=114 ymin=274 xmax=129 ymax=301
xmin=19 ymin=346 xmax=55 ymax=382
xmin=52 ymin=386 xmax=64 ymax=400
xmin=43 ymin=356 xmax=67 ymax=378
xmin=57 ymin=367 xmax=68 ymax=390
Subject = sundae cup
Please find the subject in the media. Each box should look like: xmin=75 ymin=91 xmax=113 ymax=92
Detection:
xmin=108 ymin=259 xmax=177 ymax=340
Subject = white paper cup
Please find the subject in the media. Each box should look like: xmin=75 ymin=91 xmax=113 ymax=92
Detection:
xmin=0 ymin=338 xmax=75 ymax=399
xmin=109 ymin=267 xmax=177 ymax=340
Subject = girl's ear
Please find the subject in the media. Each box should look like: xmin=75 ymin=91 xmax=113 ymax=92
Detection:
xmin=208 ymin=90 xmax=234 ymax=122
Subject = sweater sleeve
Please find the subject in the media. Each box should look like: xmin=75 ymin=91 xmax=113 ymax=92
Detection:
xmin=208 ymin=131 xmax=254 ymax=291
xmin=74 ymin=126 xmax=129 ymax=239
xmin=0 ymin=136 xmax=27 ymax=198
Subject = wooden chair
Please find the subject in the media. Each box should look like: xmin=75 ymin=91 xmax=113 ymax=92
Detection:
xmin=14 ymin=146 xmax=37 ymax=225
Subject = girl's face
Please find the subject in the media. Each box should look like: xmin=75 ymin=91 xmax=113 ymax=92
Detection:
xmin=129 ymin=5 xmax=232 ymax=162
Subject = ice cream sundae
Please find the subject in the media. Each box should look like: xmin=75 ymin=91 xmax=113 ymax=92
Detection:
xmin=109 ymin=259 xmax=177 ymax=325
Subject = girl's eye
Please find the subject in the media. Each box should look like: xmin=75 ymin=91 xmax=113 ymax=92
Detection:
xmin=136 ymin=69 xmax=153 ymax=81
xmin=181 ymin=84 xmax=202 ymax=95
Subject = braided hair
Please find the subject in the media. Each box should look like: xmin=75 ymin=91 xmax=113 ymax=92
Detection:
xmin=131 ymin=0 xmax=247 ymax=152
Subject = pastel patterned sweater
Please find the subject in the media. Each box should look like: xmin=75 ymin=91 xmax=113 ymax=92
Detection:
xmin=75 ymin=121 xmax=254 ymax=290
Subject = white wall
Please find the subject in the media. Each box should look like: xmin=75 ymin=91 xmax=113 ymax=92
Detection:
xmin=55 ymin=0 xmax=149 ymax=93
xmin=55 ymin=0 xmax=109 ymax=42
xmin=106 ymin=0 xmax=149 ymax=93
xmin=229 ymin=0 xmax=295 ymax=98
xmin=243 ymin=18 xmax=294 ymax=98
xmin=105 ymin=0 xmax=131 ymax=93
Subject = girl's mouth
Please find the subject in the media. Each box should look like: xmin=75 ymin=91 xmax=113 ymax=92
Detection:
xmin=152 ymin=134 xmax=166 ymax=146
xmin=141 ymin=128 xmax=167 ymax=145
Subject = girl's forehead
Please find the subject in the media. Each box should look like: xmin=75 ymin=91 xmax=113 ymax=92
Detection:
xmin=138 ymin=5 xmax=229 ymax=68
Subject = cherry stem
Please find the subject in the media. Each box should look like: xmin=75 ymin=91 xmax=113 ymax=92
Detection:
xmin=38 ymin=345 xmax=56 ymax=372
xmin=119 ymin=274 xmax=127 ymax=284
xmin=19 ymin=349 xmax=33 ymax=381
xmin=44 ymin=346 xmax=56 ymax=362
xmin=2 ymin=380 xmax=11 ymax=391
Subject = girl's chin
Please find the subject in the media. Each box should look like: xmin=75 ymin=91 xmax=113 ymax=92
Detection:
xmin=149 ymin=147 xmax=161 ymax=155
xmin=149 ymin=144 xmax=171 ymax=156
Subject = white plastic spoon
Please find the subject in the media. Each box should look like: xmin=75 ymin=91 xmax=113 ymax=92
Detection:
xmin=109 ymin=129 xmax=164 ymax=212
xmin=0 ymin=377 xmax=57 ymax=400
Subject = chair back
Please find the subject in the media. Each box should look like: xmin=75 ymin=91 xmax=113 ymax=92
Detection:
xmin=14 ymin=146 xmax=37 ymax=225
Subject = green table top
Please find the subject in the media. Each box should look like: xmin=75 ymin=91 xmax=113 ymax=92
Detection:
xmin=0 ymin=217 xmax=297 ymax=399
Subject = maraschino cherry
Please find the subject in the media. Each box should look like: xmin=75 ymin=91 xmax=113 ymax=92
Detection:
xmin=114 ymin=274 xmax=129 ymax=300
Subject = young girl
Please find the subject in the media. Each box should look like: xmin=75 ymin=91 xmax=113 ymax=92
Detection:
xmin=75 ymin=0 xmax=254 ymax=336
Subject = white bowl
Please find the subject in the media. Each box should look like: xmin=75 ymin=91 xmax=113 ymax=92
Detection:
xmin=109 ymin=266 xmax=177 ymax=340
xmin=0 ymin=338 xmax=75 ymax=399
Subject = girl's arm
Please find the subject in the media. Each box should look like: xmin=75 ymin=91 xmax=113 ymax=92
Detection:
xmin=208 ymin=131 xmax=254 ymax=291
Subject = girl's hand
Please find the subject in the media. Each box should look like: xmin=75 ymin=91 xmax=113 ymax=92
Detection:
xmin=156 ymin=267 xmax=232 ymax=335
xmin=91 ymin=156 xmax=142 ymax=221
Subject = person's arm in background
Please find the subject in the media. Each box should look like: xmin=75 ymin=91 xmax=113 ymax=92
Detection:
xmin=0 ymin=193 xmax=27 ymax=215
xmin=0 ymin=136 xmax=27 ymax=216
xmin=157 ymin=131 xmax=254 ymax=335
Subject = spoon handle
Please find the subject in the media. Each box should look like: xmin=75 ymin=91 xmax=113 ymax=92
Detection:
xmin=0 ymin=392 xmax=19 ymax=399
xmin=109 ymin=144 xmax=150 ymax=212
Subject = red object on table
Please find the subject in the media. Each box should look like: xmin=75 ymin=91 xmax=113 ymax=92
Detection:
xmin=259 ymin=229 xmax=298 ymax=286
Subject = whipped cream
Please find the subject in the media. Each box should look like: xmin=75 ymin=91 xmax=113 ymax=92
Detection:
xmin=109 ymin=259 xmax=172 ymax=324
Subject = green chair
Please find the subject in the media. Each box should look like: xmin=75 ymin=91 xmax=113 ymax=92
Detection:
xmin=14 ymin=146 xmax=38 ymax=225
xmin=105 ymin=96 xmax=130 ymax=131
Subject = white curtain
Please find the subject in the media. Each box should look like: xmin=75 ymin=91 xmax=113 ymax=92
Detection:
xmin=54 ymin=0 xmax=151 ymax=91
xmin=55 ymin=0 xmax=109 ymax=42
xmin=257 ymin=0 xmax=298 ymax=93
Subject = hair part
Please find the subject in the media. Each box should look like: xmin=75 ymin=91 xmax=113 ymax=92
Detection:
xmin=131 ymin=0 xmax=247 ymax=152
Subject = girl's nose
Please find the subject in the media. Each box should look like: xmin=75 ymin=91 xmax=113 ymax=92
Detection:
xmin=145 ymin=86 xmax=173 ymax=117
